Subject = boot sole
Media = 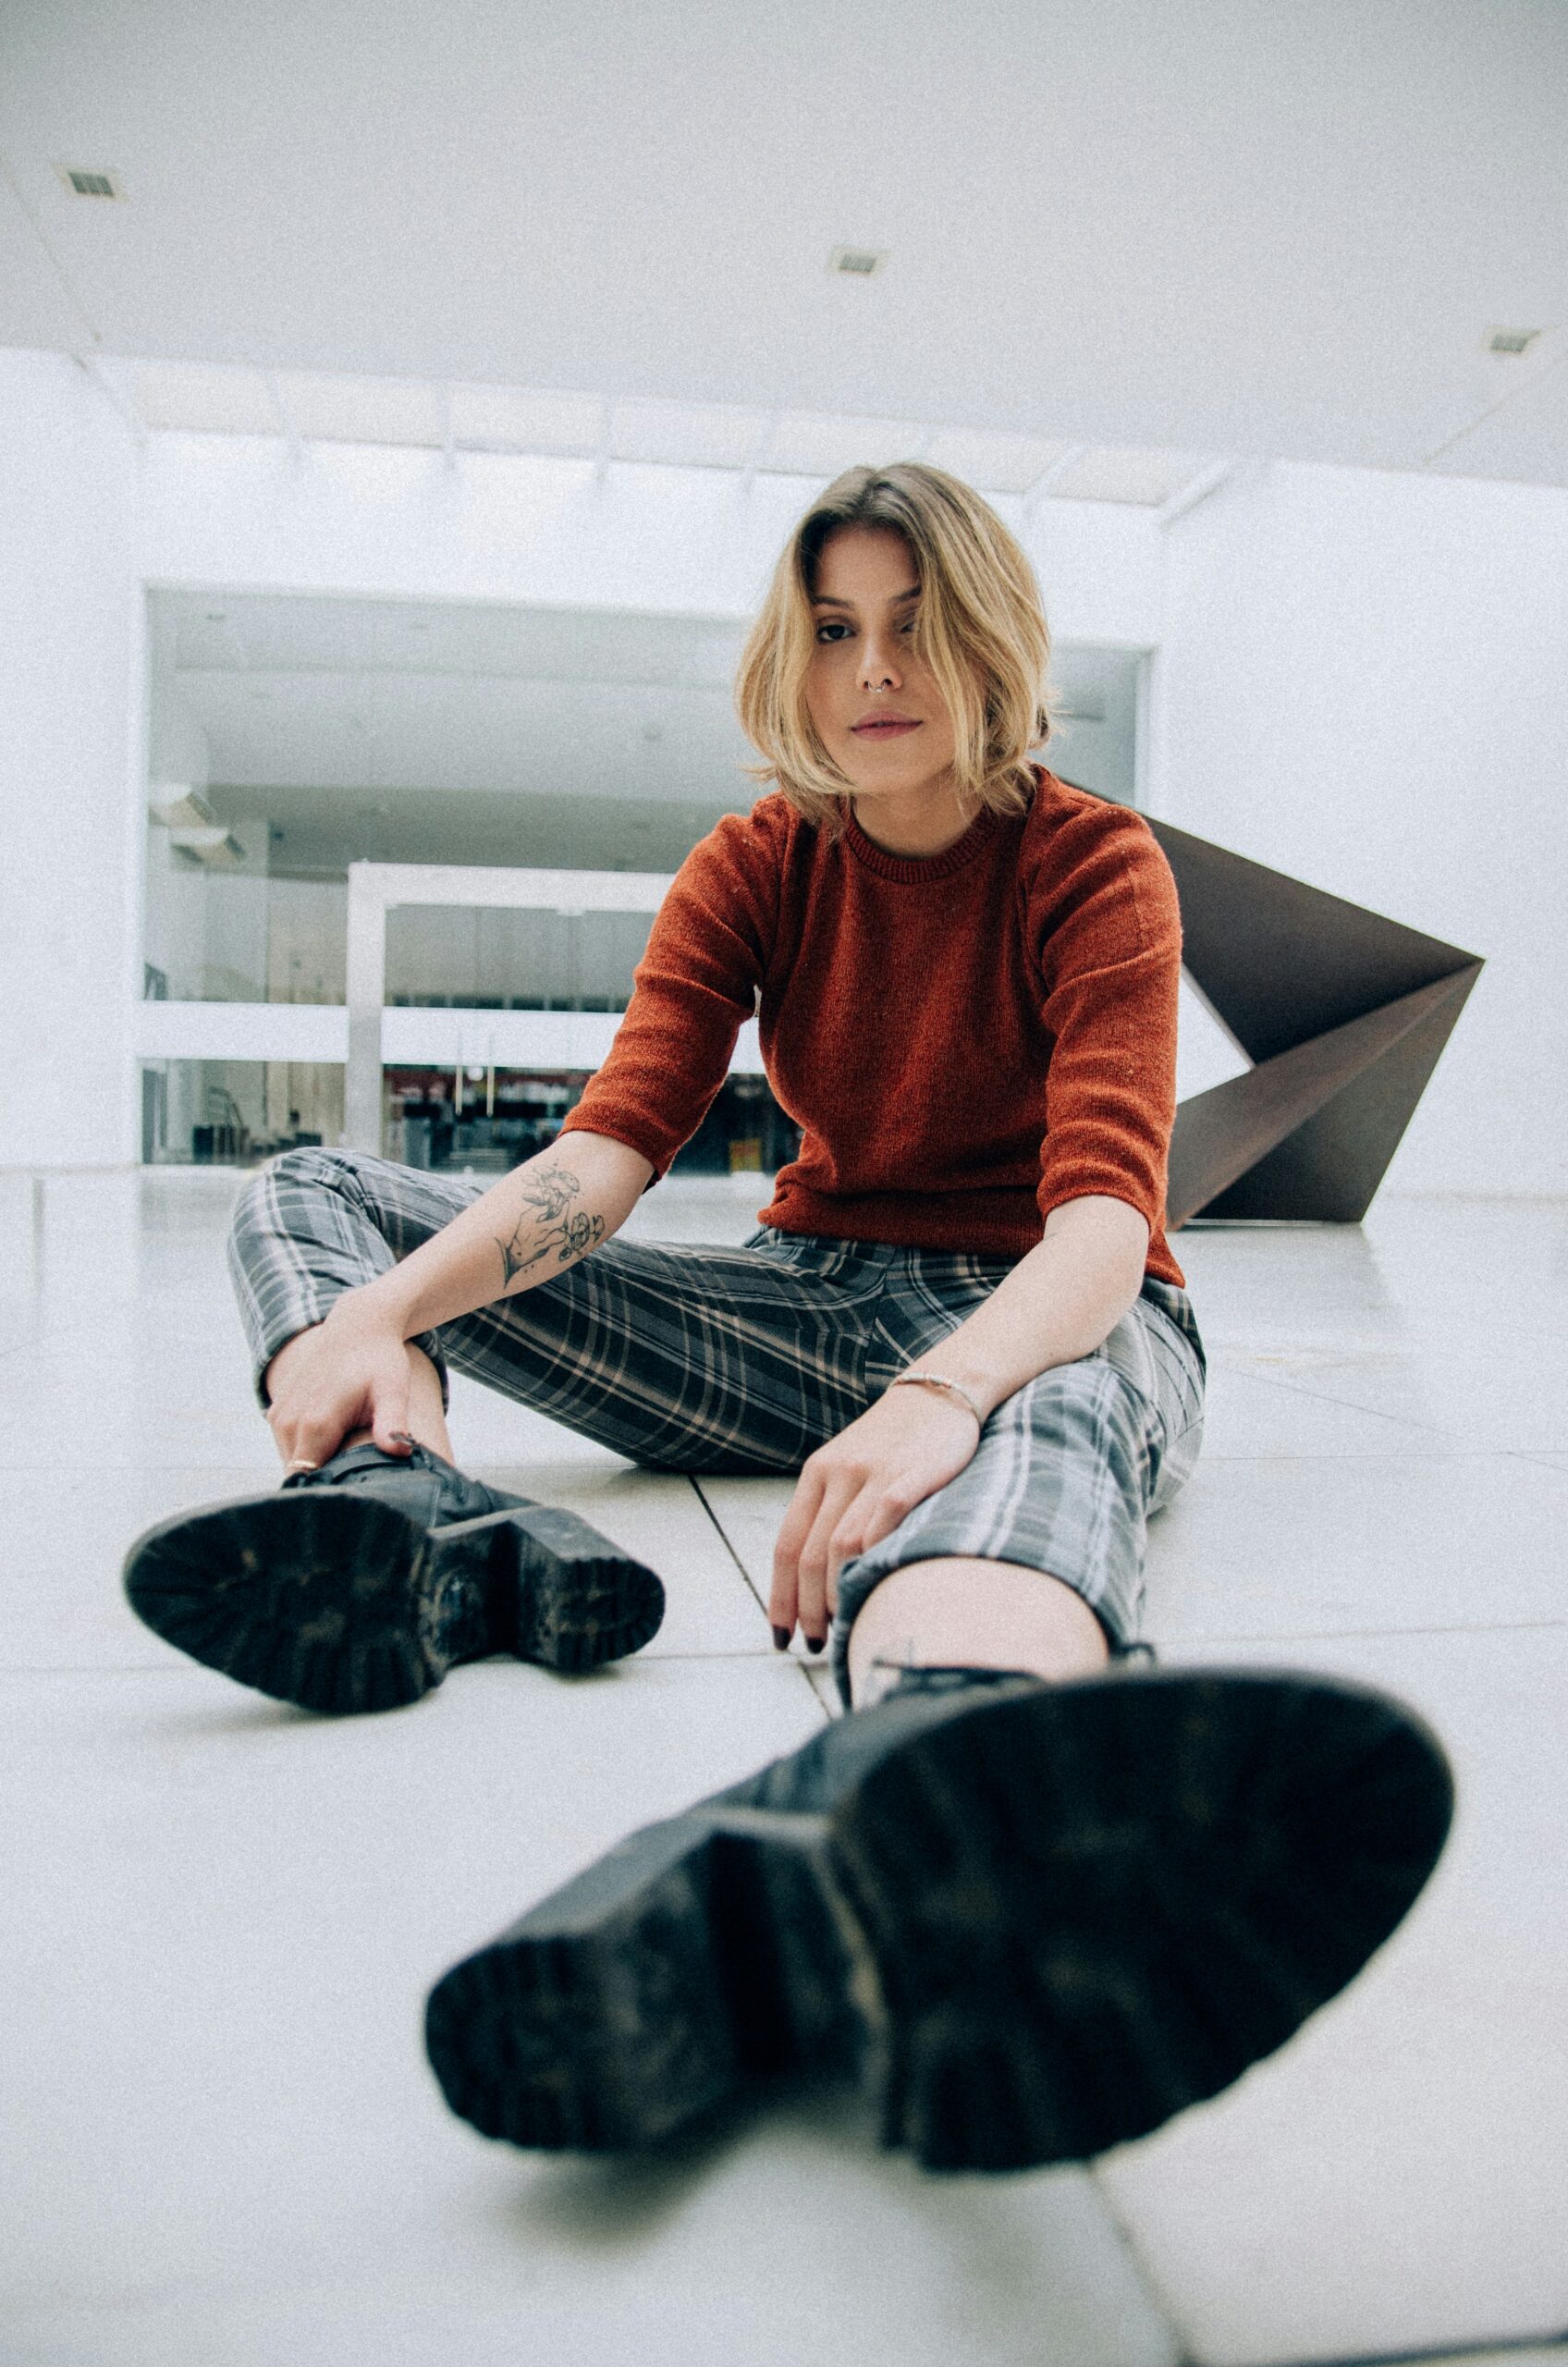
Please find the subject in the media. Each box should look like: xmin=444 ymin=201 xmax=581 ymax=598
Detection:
xmin=423 ymin=1669 xmax=1452 ymax=2169
xmin=123 ymin=1490 xmax=665 ymax=1715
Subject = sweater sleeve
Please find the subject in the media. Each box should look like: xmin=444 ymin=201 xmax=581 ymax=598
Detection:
xmin=1030 ymin=805 xmax=1182 ymax=1237
xmin=557 ymin=808 xmax=782 ymax=1184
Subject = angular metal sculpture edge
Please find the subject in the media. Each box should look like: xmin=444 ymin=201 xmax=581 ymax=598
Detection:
xmin=1145 ymin=815 xmax=1483 ymax=1228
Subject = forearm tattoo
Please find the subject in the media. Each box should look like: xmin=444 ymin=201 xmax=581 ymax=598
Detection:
xmin=494 ymin=1162 xmax=606 ymax=1288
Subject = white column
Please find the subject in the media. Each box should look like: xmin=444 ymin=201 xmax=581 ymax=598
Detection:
xmin=343 ymin=864 xmax=389 ymax=1154
xmin=0 ymin=350 xmax=141 ymax=1169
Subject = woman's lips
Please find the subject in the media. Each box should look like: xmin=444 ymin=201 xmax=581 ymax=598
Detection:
xmin=851 ymin=720 xmax=920 ymax=737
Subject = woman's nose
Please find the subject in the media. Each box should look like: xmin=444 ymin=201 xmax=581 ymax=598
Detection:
xmin=861 ymin=634 xmax=901 ymax=687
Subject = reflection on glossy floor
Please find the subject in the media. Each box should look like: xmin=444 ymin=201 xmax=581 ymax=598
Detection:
xmin=2 ymin=1169 xmax=1565 ymax=2367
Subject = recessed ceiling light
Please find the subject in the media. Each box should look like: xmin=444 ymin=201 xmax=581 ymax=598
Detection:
xmin=1486 ymin=326 xmax=1542 ymax=356
xmin=828 ymin=246 xmax=888 ymax=277
xmin=56 ymin=165 xmax=125 ymax=200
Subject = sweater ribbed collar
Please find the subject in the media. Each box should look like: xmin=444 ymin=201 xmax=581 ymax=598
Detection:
xmin=842 ymin=799 xmax=1000 ymax=883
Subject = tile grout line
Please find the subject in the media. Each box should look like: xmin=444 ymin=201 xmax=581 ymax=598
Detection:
xmin=1150 ymin=1614 xmax=1568 ymax=1650
xmin=6 ymin=1621 xmax=1565 ymax=1687
xmin=688 ymin=1474 xmax=771 ymax=1618
xmin=686 ymin=1478 xmax=836 ymax=1722
xmin=1192 ymin=1426 xmax=1556 ymax=1467
xmin=0 ymin=1646 xmax=836 ymax=1686
xmin=1203 ymin=1362 xmax=1562 ymax=1449
xmin=1194 ymin=1449 xmax=1535 ymax=1466
xmin=1208 ymin=1364 xmax=1465 ymax=1438
xmin=1222 ymin=2324 xmax=1568 ymax=2367
xmin=1086 ymin=2201 xmax=1568 ymax=2367
xmin=1084 ymin=2168 xmax=1204 ymax=2367
xmin=1194 ymin=1392 xmax=1544 ymax=1448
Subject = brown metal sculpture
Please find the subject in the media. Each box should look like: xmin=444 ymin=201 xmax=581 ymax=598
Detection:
xmin=1145 ymin=818 xmax=1483 ymax=1227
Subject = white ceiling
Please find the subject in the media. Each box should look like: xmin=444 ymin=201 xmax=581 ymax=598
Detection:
xmin=214 ymin=782 xmax=744 ymax=878
xmin=109 ymin=359 xmax=1218 ymax=508
xmin=5 ymin=0 xmax=1567 ymax=486
xmin=151 ymin=593 xmax=758 ymax=815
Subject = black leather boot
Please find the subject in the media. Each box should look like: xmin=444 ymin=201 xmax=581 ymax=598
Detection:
xmin=424 ymin=1662 xmax=1452 ymax=2173
xmin=123 ymin=1441 xmax=665 ymax=1714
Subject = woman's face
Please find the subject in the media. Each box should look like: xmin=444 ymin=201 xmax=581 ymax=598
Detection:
xmin=803 ymin=525 xmax=959 ymax=805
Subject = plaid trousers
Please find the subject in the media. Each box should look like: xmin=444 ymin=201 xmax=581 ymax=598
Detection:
xmin=229 ymin=1148 xmax=1207 ymax=1702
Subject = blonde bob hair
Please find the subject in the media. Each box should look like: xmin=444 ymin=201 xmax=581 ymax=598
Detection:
xmin=733 ymin=460 xmax=1053 ymax=840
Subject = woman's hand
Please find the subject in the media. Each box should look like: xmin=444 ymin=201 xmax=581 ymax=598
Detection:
xmin=263 ymin=1289 xmax=419 ymax=1471
xmin=769 ymin=1384 xmax=983 ymax=1652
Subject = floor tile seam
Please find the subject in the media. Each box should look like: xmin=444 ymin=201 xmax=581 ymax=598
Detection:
xmin=7 ymin=1625 xmax=1566 ymax=1688
xmin=1194 ymin=1447 xmax=1511 ymax=1466
xmin=1366 ymin=1185 xmax=1568 ymax=1201
xmin=0 ymin=1661 xmax=240 ymax=1687
xmin=1150 ymin=1615 xmax=1568 ymax=1650
xmin=0 ymin=1647 xmax=811 ymax=1688
xmin=688 ymin=1473 xmax=771 ymax=1616
xmin=0 ymin=1658 xmax=795 ymax=1684
xmin=1203 ymin=2328 xmax=1568 ymax=2367
xmin=1083 ymin=2168 xmax=1200 ymax=2367
xmin=1203 ymin=1367 xmax=1487 ymax=1441
xmin=1207 ymin=1352 xmax=1446 ymax=1380
xmin=1182 ymin=1442 xmax=1549 ymax=1474
xmin=0 ymin=2266 xmax=543 ymax=2323
xmin=0 ymin=1461 xmax=285 ymax=1476
xmin=790 ymin=1654 xmax=836 ymax=1725
xmin=1211 ymin=1341 xmax=1564 ymax=1383
xmin=594 ymin=1644 xmax=795 ymax=1661
xmin=0 ymin=1439 xmax=1532 ymax=1475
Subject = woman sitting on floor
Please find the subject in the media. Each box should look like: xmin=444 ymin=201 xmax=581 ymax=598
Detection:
xmin=126 ymin=461 xmax=1451 ymax=2173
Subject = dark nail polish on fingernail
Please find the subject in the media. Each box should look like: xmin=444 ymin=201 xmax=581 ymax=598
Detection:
xmin=771 ymin=1625 xmax=791 ymax=1651
xmin=806 ymin=1636 xmax=825 ymax=1655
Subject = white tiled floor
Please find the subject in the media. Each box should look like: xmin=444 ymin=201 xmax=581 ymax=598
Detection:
xmin=2 ymin=1169 xmax=1565 ymax=2367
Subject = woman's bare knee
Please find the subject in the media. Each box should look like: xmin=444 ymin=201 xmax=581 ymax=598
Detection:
xmin=846 ymin=1557 xmax=1109 ymax=1704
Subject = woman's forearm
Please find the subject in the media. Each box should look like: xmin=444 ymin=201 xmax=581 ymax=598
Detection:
xmin=903 ymin=1194 xmax=1150 ymax=1421
xmin=349 ymin=1131 xmax=655 ymax=1340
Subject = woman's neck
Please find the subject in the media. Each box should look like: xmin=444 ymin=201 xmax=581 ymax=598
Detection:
xmin=850 ymin=779 xmax=972 ymax=859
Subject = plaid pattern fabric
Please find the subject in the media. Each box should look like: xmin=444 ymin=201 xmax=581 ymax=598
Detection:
xmin=230 ymin=1148 xmax=1206 ymax=1700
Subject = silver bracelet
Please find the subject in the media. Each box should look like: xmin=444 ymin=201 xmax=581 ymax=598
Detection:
xmin=888 ymin=1370 xmax=985 ymax=1427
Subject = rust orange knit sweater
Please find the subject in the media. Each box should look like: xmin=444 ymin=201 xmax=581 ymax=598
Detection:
xmin=560 ymin=767 xmax=1185 ymax=1287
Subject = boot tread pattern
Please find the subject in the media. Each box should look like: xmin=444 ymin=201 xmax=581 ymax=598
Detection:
xmin=423 ymin=1672 xmax=1452 ymax=2172
xmin=123 ymin=1490 xmax=665 ymax=1714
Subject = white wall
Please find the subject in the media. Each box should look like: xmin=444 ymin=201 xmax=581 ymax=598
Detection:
xmin=0 ymin=350 xmax=141 ymax=1168
xmin=1155 ymin=461 xmax=1568 ymax=1197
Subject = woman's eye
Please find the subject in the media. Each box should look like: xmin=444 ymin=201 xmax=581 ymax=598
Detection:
xmin=813 ymin=618 xmax=918 ymax=644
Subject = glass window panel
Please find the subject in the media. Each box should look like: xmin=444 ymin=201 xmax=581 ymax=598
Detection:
xmin=384 ymin=1066 xmax=801 ymax=1178
xmin=384 ymin=904 xmax=655 ymax=1012
xmin=139 ymin=1061 xmax=344 ymax=1165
